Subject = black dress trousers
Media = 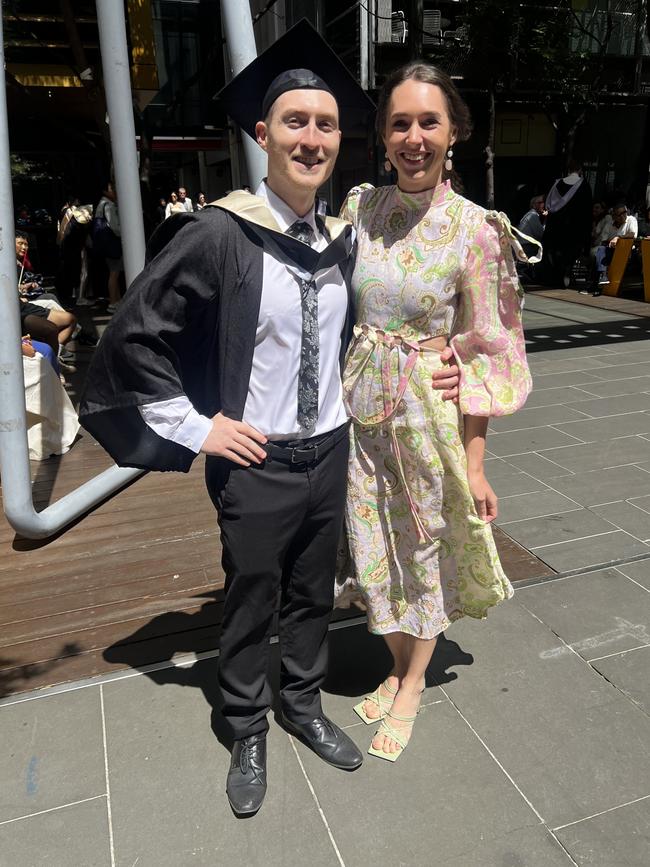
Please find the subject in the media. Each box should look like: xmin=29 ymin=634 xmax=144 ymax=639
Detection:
xmin=206 ymin=428 xmax=349 ymax=740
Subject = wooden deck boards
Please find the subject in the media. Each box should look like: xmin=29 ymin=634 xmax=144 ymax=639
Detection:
xmin=0 ymin=429 xmax=552 ymax=699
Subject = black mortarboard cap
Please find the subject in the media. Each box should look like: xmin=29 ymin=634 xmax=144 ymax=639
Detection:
xmin=215 ymin=18 xmax=375 ymax=140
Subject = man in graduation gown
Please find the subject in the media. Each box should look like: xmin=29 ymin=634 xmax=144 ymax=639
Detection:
xmin=80 ymin=21 xmax=374 ymax=819
xmin=80 ymin=21 xmax=460 ymax=817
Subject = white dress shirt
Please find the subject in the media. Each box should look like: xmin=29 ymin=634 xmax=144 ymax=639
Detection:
xmin=138 ymin=181 xmax=349 ymax=452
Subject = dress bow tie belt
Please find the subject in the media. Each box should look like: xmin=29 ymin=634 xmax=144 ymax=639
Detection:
xmin=345 ymin=325 xmax=451 ymax=545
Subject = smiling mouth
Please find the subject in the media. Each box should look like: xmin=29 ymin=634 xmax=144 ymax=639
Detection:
xmin=399 ymin=152 xmax=431 ymax=165
xmin=293 ymin=156 xmax=324 ymax=169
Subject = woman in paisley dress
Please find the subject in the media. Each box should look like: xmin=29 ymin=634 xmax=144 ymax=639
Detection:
xmin=340 ymin=63 xmax=533 ymax=760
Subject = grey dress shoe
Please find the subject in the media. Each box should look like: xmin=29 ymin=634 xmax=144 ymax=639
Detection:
xmin=226 ymin=733 xmax=267 ymax=817
xmin=281 ymin=714 xmax=363 ymax=770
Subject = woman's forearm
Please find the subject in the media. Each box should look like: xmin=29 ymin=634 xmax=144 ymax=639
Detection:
xmin=463 ymin=415 xmax=489 ymax=472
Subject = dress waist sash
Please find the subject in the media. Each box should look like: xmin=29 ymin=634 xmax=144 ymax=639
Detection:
xmin=344 ymin=324 xmax=450 ymax=544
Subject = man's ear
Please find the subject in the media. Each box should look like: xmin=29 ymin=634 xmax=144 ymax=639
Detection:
xmin=256 ymin=120 xmax=268 ymax=152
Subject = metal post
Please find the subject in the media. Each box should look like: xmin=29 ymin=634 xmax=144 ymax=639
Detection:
xmin=220 ymin=0 xmax=267 ymax=189
xmin=96 ymin=0 xmax=146 ymax=286
xmin=0 ymin=7 xmax=143 ymax=540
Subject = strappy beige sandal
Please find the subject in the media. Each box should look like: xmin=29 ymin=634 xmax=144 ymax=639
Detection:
xmin=367 ymin=705 xmax=420 ymax=762
xmin=353 ymin=679 xmax=398 ymax=725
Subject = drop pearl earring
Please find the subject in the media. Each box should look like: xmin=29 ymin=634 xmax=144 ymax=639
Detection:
xmin=445 ymin=148 xmax=454 ymax=172
xmin=384 ymin=152 xmax=392 ymax=173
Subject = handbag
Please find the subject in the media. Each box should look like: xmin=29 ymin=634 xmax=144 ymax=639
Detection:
xmin=92 ymin=201 xmax=122 ymax=259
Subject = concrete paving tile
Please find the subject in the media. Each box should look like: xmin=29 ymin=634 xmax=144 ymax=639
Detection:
xmin=483 ymin=457 xmax=525 ymax=480
xmin=102 ymin=662 xmax=339 ymax=867
xmin=606 ymin=344 xmax=650 ymax=361
xmin=532 ymin=531 xmax=650 ymax=572
xmin=617 ymin=559 xmax=650 ymax=590
xmin=441 ymin=824 xmax=574 ymax=867
xmin=592 ymin=501 xmax=650 ymax=542
xmin=554 ymin=412 xmax=650 ymax=442
xmin=493 ymin=472 xmax=549 ymax=497
xmin=517 ymin=568 xmax=650 ymax=661
xmin=573 ymin=375 xmax=650 ymax=398
xmin=498 ymin=509 xmax=617 ymax=550
xmin=293 ymin=700 xmax=538 ymax=865
xmin=0 ymin=687 xmax=105 ymax=823
xmin=523 ymin=386 xmax=597 ymax=408
xmin=505 ymin=452 xmax=574 ymax=479
xmin=590 ymin=646 xmax=650 ymax=715
xmin=526 ymin=357 xmax=612 ymax=375
xmin=549 ymin=465 xmax=650 ymax=506
xmin=490 ymin=405 xmax=589 ymax=433
xmin=496 ymin=490 xmax=581 ymax=524
xmin=538 ymin=437 xmax=650 ymax=473
xmin=555 ymin=797 xmax=650 ymax=866
xmin=560 ymin=393 xmax=650 ymax=419
xmin=589 ymin=361 xmax=650 ymax=381
xmin=532 ymin=371 xmax=604 ymax=389
xmin=488 ymin=427 xmax=585 ymax=457
xmin=441 ymin=602 xmax=650 ymax=827
xmin=0 ymin=797 xmax=111 ymax=867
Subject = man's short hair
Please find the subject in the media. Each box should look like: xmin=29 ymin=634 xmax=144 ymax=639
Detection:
xmin=530 ymin=195 xmax=544 ymax=208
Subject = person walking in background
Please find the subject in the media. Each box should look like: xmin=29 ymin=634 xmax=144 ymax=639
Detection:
xmin=156 ymin=197 xmax=167 ymax=225
xmin=93 ymin=182 xmax=123 ymax=313
xmin=164 ymin=191 xmax=185 ymax=218
xmin=177 ymin=186 xmax=193 ymax=212
xmin=540 ymin=160 xmax=592 ymax=287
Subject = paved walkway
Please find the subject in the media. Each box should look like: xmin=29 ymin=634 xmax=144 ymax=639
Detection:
xmin=1 ymin=292 xmax=649 ymax=866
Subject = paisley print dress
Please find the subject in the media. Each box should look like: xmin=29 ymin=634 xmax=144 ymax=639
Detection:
xmin=340 ymin=180 xmax=532 ymax=638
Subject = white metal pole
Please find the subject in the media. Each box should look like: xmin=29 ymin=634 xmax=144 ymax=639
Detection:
xmin=220 ymin=0 xmax=267 ymax=189
xmin=96 ymin=0 xmax=146 ymax=286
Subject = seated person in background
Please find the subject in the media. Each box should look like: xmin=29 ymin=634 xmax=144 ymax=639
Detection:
xmin=637 ymin=205 xmax=650 ymax=238
xmin=591 ymin=201 xmax=609 ymax=247
xmin=591 ymin=203 xmax=638 ymax=295
xmin=517 ymin=195 xmax=546 ymax=280
xmin=21 ymin=335 xmax=59 ymax=374
xmin=518 ymin=195 xmax=546 ymax=255
xmin=21 ymin=337 xmax=80 ymax=461
xmin=16 ymin=232 xmax=78 ymax=366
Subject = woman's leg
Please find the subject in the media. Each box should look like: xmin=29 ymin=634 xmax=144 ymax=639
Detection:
xmin=22 ymin=315 xmax=59 ymax=358
xmin=46 ymin=309 xmax=77 ymax=345
xmin=362 ymin=632 xmax=409 ymax=720
xmin=372 ymin=634 xmax=438 ymax=754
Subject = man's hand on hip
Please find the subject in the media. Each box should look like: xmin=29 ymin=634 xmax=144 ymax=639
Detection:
xmin=200 ymin=412 xmax=267 ymax=465
xmin=432 ymin=345 xmax=460 ymax=403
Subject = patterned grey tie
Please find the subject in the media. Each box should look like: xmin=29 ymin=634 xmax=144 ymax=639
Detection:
xmin=286 ymin=219 xmax=319 ymax=430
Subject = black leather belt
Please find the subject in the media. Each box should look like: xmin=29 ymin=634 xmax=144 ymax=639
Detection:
xmin=265 ymin=422 xmax=350 ymax=465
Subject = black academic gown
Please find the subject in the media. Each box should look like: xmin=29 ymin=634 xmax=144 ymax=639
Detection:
xmin=79 ymin=191 xmax=356 ymax=473
xmin=540 ymin=177 xmax=593 ymax=285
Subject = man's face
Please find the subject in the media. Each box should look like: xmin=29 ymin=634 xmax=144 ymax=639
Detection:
xmin=178 ymin=188 xmax=187 ymax=201
xmin=256 ymin=89 xmax=341 ymax=200
xmin=15 ymin=237 xmax=28 ymax=258
xmin=532 ymin=198 xmax=545 ymax=215
xmin=613 ymin=207 xmax=627 ymax=227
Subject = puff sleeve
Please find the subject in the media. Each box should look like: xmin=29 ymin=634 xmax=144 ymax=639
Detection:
xmin=450 ymin=213 xmax=532 ymax=417
xmin=339 ymin=183 xmax=374 ymax=225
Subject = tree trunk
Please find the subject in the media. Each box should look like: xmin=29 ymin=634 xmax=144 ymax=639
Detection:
xmin=408 ymin=0 xmax=424 ymax=60
xmin=485 ymin=88 xmax=496 ymax=209
xmin=635 ymin=0 xmax=648 ymax=93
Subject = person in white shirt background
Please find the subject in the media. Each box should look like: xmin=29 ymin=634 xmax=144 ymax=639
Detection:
xmin=591 ymin=203 xmax=638 ymax=296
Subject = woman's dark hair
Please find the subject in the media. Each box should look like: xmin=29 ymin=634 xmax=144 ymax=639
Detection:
xmin=376 ymin=62 xmax=472 ymax=142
